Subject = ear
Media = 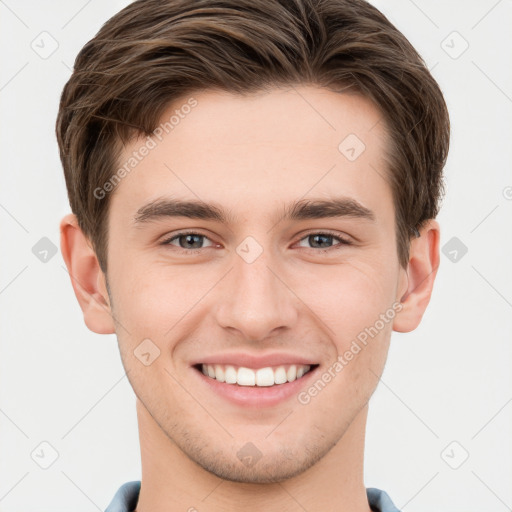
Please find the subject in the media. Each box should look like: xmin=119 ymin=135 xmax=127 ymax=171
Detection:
xmin=60 ymin=213 xmax=115 ymax=334
xmin=393 ymin=219 xmax=440 ymax=333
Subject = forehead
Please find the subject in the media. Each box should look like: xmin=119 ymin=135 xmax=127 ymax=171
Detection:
xmin=162 ymin=86 xmax=386 ymax=160
xmin=110 ymin=86 xmax=392 ymax=223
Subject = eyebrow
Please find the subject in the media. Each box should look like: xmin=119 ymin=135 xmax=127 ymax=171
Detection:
xmin=133 ymin=196 xmax=376 ymax=225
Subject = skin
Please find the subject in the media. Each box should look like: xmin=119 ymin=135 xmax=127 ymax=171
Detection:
xmin=61 ymin=86 xmax=440 ymax=512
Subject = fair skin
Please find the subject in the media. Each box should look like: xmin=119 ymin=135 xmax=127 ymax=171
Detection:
xmin=60 ymin=86 xmax=439 ymax=512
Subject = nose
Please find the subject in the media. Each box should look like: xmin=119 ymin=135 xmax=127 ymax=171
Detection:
xmin=214 ymin=247 xmax=298 ymax=342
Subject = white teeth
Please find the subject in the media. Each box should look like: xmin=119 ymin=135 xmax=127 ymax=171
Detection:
xmin=274 ymin=366 xmax=287 ymax=384
xmin=255 ymin=367 xmax=274 ymax=387
xmin=214 ymin=365 xmax=225 ymax=383
xmin=225 ymin=365 xmax=237 ymax=384
xmin=200 ymin=363 xmax=313 ymax=386
xmin=286 ymin=365 xmax=297 ymax=382
xmin=237 ymin=367 xmax=256 ymax=386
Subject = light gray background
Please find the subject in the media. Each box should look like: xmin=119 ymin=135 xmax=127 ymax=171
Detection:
xmin=1 ymin=1 xmax=511 ymax=510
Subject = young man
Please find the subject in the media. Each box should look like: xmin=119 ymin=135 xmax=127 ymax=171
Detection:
xmin=57 ymin=0 xmax=450 ymax=510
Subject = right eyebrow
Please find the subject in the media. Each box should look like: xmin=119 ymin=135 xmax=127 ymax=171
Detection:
xmin=134 ymin=198 xmax=231 ymax=224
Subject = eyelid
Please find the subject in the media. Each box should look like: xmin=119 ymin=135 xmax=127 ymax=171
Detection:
xmin=160 ymin=229 xmax=353 ymax=252
xmin=160 ymin=230 xmax=217 ymax=249
xmin=294 ymin=229 xmax=353 ymax=248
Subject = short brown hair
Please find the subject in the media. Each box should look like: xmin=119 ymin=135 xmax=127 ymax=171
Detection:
xmin=56 ymin=0 xmax=450 ymax=271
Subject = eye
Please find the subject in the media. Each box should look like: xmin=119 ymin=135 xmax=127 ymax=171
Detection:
xmin=296 ymin=231 xmax=352 ymax=251
xmin=162 ymin=232 xmax=215 ymax=251
xmin=160 ymin=230 xmax=353 ymax=254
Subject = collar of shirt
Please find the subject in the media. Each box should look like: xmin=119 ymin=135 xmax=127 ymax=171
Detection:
xmin=104 ymin=481 xmax=401 ymax=512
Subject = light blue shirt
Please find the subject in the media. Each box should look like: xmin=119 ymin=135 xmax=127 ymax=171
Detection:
xmin=105 ymin=481 xmax=401 ymax=511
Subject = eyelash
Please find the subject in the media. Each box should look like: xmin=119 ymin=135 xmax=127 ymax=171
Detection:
xmin=160 ymin=230 xmax=353 ymax=255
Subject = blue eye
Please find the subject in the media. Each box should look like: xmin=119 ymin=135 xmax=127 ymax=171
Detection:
xmin=163 ymin=232 xmax=214 ymax=250
xmin=297 ymin=232 xmax=351 ymax=250
xmin=161 ymin=230 xmax=352 ymax=254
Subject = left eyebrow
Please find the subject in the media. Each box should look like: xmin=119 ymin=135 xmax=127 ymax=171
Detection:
xmin=281 ymin=197 xmax=375 ymax=223
xmin=133 ymin=196 xmax=376 ymax=225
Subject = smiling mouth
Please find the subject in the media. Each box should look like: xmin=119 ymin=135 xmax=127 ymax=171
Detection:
xmin=194 ymin=363 xmax=319 ymax=387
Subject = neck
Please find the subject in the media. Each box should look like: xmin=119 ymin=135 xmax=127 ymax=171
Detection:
xmin=134 ymin=399 xmax=372 ymax=512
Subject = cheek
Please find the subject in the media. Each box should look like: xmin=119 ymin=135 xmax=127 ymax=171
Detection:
xmin=293 ymin=258 xmax=398 ymax=340
xmin=110 ymin=261 xmax=215 ymax=336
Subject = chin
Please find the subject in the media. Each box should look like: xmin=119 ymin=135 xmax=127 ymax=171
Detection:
xmin=182 ymin=437 xmax=334 ymax=484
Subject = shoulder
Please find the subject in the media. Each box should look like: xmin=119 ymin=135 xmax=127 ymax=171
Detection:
xmin=104 ymin=481 xmax=141 ymax=512
xmin=366 ymin=487 xmax=401 ymax=512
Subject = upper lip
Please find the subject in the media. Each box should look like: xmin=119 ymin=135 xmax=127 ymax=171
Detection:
xmin=192 ymin=352 xmax=318 ymax=369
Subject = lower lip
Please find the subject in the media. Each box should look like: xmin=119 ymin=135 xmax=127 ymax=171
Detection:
xmin=193 ymin=366 xmax=319 ymax=408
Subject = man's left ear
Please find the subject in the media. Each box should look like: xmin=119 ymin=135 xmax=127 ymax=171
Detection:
xmin=393 ymin=219 xmax=440 ymax=333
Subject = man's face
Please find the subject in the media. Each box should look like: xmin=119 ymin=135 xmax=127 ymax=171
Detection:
xmin=105 ymin=86 xmax=407 ymax=482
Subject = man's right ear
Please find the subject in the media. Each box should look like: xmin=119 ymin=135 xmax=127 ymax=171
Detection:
xmin=60 ymin=213 xmax=116 ymax=334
